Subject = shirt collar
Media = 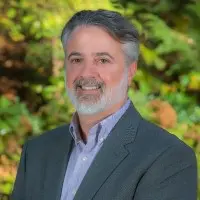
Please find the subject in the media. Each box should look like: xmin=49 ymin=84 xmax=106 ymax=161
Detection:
xmin=69 ymin=98 xmax=131 ymax=145
xmin=69 ymin=113 xmax=82 ymax=144
xmin=98 ymin=98 xmax=130 ymax=141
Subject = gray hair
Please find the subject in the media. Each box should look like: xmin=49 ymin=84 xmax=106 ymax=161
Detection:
xmin=61 ymin=9 xmax=140 ymax=66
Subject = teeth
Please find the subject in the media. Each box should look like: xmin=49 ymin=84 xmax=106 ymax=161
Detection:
xmin=81 ymin=86 xmax=99 ymax=90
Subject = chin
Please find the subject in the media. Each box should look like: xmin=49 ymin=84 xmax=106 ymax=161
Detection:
xmin=66 ymin=86 xmax=125 ymax=115
xmin=76 ymin=103 xmax=105 ymax=115
xmin=74 ymin=97 xmax=110 ymax=115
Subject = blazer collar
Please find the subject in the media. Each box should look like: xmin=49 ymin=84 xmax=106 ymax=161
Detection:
xmin=73 ymin=101 xmax=142 ymax=200
xmin=42 ymin=125 xmax=74 ymax=200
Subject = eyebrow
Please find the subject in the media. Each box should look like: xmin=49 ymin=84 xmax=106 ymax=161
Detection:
xmin=67 ymin=51 xmax=115 ymax=60
xmin=94 ymin=52 xmax=114 ymax=60
xmin=67 ymin=52 xmax=82 ymax=60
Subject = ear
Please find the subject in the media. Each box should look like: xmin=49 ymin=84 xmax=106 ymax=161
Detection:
xmin=128 ymin=62 xmax=137 ymax=86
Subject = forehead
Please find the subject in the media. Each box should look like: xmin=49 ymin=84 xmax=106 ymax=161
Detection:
xmin=66 ymin=26 xmax=122 ymax=55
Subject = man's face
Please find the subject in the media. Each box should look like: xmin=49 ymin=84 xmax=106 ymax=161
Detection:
xmin=65 ymin=26 xmax=133 ymax=115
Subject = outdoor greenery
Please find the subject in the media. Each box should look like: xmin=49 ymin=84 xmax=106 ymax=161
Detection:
xmin=0 ymin=0 xmax=199 ymax=198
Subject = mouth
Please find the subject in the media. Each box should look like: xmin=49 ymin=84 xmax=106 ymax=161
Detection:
xmin=80 ymin=85 xmax=100 ymax=90
xmin=76 ymin=85 xmax=102 ymax=95
xmin=77 ymin=84 xmax=101 ymax=90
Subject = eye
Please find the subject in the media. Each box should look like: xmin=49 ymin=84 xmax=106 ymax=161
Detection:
xmin=99 ymin=58 xmax=110 ymax=64
xmin=70 ymin=58 xmax=82 ymax=64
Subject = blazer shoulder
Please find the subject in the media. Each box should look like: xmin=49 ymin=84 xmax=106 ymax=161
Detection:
xmin=25 ymin=124 xmax=70 ymax=150
xmin=137 ymin=118 xmax=194 ymax=154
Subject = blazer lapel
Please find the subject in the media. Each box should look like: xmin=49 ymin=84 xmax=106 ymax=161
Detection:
xmin=42 ymin=125 xmax=74 ymax=200
xmin=74 ymin=103 xmax=142 ymax=200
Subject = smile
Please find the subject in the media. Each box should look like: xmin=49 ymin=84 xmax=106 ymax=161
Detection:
xmin=81 ymin=86 xmax=100 ymax=90
xmin=77 ymin=85 xmax=101 ymax=90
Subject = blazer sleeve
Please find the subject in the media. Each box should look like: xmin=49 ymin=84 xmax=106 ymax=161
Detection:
xmin=10 ymin=142 xmax=28 ymax=200
xmin=134 ymin=142 xmax=198 ymax=200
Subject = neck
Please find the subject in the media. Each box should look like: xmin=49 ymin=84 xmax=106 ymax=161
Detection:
xmin=77 ymin=96 xmax=128 ymax=141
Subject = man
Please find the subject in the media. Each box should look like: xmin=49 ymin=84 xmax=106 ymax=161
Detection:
xmin=11 ymin=9 xmax=197 ymax=200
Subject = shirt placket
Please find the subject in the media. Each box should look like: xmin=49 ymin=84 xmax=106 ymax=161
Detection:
xmin=69 ymin=142 xmax=90 ymax=197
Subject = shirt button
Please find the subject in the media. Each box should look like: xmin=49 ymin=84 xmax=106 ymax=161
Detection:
xmin=100 ymin=137 xmax=104 ymax=142
xmin=72 ymin=189 xmax=76 ymax=195
xmin=82 ymin=156 xmax=87 ymax=161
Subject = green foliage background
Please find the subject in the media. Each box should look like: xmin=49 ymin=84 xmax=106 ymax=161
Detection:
xmin=0 ymin=0 xmax=199 ymax=198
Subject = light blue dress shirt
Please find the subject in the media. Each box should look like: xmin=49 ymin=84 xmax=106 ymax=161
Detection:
xmin=60 ymin=99 xmax=131 ymax=200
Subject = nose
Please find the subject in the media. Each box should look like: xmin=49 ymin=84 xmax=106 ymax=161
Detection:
xmin=79 ymin=60 xmax=98 ymax=77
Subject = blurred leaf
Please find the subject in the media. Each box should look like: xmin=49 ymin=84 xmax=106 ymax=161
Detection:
xmin=0 ymin=122 xmax=11 ymax=136
xmin=140 ymin=44 xmax=166 ymax=70
xmin=7 ymin=8 xmax=17 ymax=19
xmin=0 ymin=96 xmax=11 ymax=109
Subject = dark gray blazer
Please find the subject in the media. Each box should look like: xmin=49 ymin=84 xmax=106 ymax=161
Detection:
xmin=11 ymin=102 xmax=197 ymax=200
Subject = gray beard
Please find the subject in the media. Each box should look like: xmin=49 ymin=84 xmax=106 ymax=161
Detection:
xmin=65 ymin=69 xmax=129 ymax=115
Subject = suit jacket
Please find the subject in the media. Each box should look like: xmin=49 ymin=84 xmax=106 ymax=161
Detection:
xmin=11 ymin=102 xmax=197 ymax=200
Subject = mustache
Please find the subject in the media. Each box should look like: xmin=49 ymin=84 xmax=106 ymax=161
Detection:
xmin=74 ymin=78 xmax=104 ymax=89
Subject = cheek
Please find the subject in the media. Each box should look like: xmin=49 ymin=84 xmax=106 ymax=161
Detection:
xmin=101 ymin=69 xmax=124 ymax=87
xmin=66 ymin=70 xmax=75 ymax=88
xmin=66 ymin=64 xmax=80 ymax=84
